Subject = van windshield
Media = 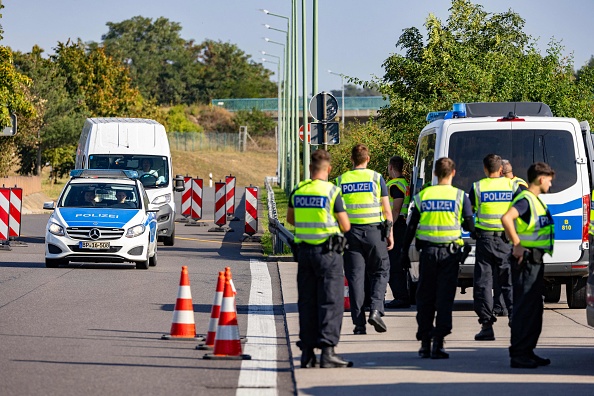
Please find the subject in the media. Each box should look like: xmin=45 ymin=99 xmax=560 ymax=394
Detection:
xmin=448 ymin=129 xmax=576 ymax=193
xmin=88 ymin=155 xmax=169 ymax=189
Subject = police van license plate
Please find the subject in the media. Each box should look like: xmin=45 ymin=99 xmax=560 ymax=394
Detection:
xmin=80 ymin=241 xmax=110 ymax=249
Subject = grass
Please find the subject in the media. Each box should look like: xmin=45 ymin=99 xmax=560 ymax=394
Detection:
xmin=260 ymin=185 xmax=293 ymax=257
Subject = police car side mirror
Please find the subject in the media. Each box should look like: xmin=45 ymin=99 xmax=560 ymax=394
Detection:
xmin=43 ymin=201 xmax=56 ymax=210
xmin=174 ymin=174 xmax=185 ymax=192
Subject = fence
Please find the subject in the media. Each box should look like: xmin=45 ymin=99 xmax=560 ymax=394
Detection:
xmin=169 ymin=132 xmax=242 ymax=152
xmin=211 ymin=96 xmax=389 ymax=112
xmin=265 ymin=177 xmax=294 ymax=255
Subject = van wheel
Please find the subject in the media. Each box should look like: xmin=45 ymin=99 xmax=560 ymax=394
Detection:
xmin=149 ymin=250 xmax=157 ymax=267
xmin=566 ymin=277 xmax=587 ymax=309
xmin=543 ymin=283 xmax=561 ymax=303
xmin=163 ymin=229 xmax=175 ymax=246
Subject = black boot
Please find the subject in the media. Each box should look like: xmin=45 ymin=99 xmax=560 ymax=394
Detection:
xmin=418 ymin=337 xmax=431 ymax=358
xmin=320 ymin=346 xmax=353 ymax=368
xmin=474 ymin=323 xmax=495 ymax=341
xmin=431 ymin=337 xmax=449 ymax=359
xmin=300 ymin=348 xmax=317 ymax=368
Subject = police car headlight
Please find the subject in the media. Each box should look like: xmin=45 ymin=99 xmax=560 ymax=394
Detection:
xmin=126 ymin=224 xmax=146 ymax=238
xmin=48 ymin=222 xmax=65 ymax=236
xmin=151 ymin=193 xmax=171 ymax=206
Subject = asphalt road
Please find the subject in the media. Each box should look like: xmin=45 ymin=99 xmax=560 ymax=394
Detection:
xmin=0 ymin=187 xmax=294 ymax=396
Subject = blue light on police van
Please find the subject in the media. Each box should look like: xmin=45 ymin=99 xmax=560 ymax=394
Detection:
xmin=70 ymin=169 xmax=84 ymax=177
xmin=452 ymin=103 xmax=466 ymax=118
xmin=122 ymin=170 xmax=139 ymax=179
xmin=426 ymin=111 xmax=449 ymax=122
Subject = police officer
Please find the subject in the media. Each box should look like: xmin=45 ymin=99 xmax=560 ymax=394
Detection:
xmin=385 ymin=155 xmax=411 ymax=309
xmin=469 ymin=154 xmax=516 ymax=341
xmin=401 ymin=157 xmax=475 ymax=359
xmin=287 ymin=149 xmax=353 ymax=369
xmin=337 ymin=144 xmax=394 ymax=335
xmin=501 ymin=162 xmax=555 ymax=369
xmin=502 ymin=159 xmax=528 ymax=191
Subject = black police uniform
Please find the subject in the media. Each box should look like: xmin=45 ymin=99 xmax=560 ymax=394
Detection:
xmin=387 ymin=184 xmax=410 ymax=307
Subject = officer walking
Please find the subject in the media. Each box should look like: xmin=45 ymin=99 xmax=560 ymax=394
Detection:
xmin=401 ymin=157 xmax=475 ymax=359
xmin=469 ymin=154 xmax=516 ymax=341
xmin=287 ymin=149 xmax=353 ymax=368
xmin=385 ymin=155 xmax=411 ymax=309
xmin=501 ymin=162 xmax=555 ymax=369
xmin=337 ymin=144 xmax=394 ymax=335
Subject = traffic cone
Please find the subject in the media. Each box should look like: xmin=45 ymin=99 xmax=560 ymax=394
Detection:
xmin=162 ymin=266 xmax=199 ymax=340
xmin=344 ymin=277 xmax=351 ymax=311
xmin=196 ymin=271 xmax=225 ymax=350
xmin=203 ymin=279 xmax=251 ymax=360
xmin=225 ymin=266 xmax=237 ymax=296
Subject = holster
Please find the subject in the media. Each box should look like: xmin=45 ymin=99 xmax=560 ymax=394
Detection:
xmin=381 ymin=220 xmax=393 ymax=240
xmin=324 ymin=234 xmax=348 ymax=254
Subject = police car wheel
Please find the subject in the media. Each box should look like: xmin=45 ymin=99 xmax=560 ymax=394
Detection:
xmin=45 ymin=258 xmax=64 ymax=268
xmin=149 ymin=250 xmax=157 ymax=267
xmin=136 ymin=257 xmax=149 ymax=270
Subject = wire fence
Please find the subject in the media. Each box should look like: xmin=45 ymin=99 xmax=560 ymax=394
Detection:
xmin=169 ymin=132 xmax=242 ymax=152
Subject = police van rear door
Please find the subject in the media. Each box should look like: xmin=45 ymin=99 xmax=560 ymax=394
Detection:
xmin=512 ymin=119 xmax=587 ymax=264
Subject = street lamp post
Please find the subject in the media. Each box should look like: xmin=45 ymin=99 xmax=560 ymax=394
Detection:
xmin=328 ymin=70 xmax=345 ymax=128
xmin=301 ymin=0 xmax=309 ymax=180
xmin=261 ymin=56 xmax=282 ymax=187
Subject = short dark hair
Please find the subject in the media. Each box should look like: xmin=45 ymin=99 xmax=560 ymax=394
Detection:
xmin=310 ymin=149 xmax=331 ymax=173
xmin=483 ymin=154 xmax=502 ymax=173
xmin=351 ymin=144 xmax=369 ymax=166
xmin=434 ymin=157 xmax=456 ymax=180
xmin=527 ymin=162 xmax=555 ymax=184
xmin=389 ymin=156 xmax=404 ymax=173
xmin=501 ymin=159 xmax=512 ymax=175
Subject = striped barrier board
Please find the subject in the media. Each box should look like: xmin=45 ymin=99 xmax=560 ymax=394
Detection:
xmin=8 ymin=187 xmax=22 ymax=238
xmin=0 ymin=187 xmax=9 ymax=242
xmin=244 ymin=186 xmax=258 ymax=236
xmin=214 ymin=181 xmax=226 ymax=227
xmin=191 ymin=178 xmax=203 ymax=220
xmin=181 ymin=176 xmax=192 ymax=217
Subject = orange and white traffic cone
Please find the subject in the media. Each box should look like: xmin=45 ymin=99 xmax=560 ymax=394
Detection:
xmin=197 ymin=271 xmax=225 ymax=350
xmin=203 ymin=279 xmax=251 ymax=360
xmin=162 ymin=266 xmax=199 ymax=340
xmin=225 ymin=266 xmax=237 ymax=296
xmin=344 ymin=277 xmax=351 ymax=312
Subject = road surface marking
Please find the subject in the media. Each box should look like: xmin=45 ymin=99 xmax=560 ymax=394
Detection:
xmin=236 ymin=258 xmax=278 ymax=396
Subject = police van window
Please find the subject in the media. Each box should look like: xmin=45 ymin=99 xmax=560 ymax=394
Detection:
xmin=88 ymin=154 xmax=169 ymax=188
xmin=414 ymin=132 xmax=436 ymax=194
xmin=447 ymin=129 xmax=577 ymax=193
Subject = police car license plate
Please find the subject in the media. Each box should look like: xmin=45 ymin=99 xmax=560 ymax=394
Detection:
xmin=80 ymin=241 xmax=110 ymax=250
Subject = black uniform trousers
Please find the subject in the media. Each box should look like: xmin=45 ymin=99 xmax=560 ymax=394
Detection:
xmin=388 ymin=216 xmax=409 ymax=302
xmin=473 ymin=233 xmax=513 ymax=324
xmin=509 ymin=250 xmax=545 ymax=358
xmin=416 ymin=245 xmax=460 ymax=340
xmin=297 ymin=243 xmax=344 ymax=348
xmin=344 ymin=224 xmax=390 ymax=326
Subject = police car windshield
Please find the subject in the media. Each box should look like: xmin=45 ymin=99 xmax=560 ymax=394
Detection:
xmin=447 ymin=129 xmax=576 ymax=193
xmin=88 ymin=154 xmax=169 ymax=189
xmin=59 ymin=183 xmax=141 ymax=209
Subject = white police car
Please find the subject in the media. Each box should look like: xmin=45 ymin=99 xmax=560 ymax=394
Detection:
xmin=43 ymin=169 xmax=158 ymax=269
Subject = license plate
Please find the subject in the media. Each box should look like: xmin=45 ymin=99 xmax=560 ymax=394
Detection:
xmin=80 ymin=241 xmax=110 ymax=249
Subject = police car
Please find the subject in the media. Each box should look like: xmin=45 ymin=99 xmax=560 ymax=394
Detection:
xmin=43 ymin=169 xmax=158 ymax=269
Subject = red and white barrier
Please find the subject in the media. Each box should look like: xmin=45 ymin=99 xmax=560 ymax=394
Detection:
xmin=214 ymin=181 xmax=227 ymax=227
xmin=244 ymin=186 xmax=258 ymax=236
xmin=191 ymin=178 xmax=203 ymax=221
xmin=225 ymin=175 xmax=236 ymax=216
xmin=181 ymin=176 xmax=192 ymax=217
xmin=9 ymin=187 xmax=22 ymax=238
xmin=0 ymin=187 xmax=9 ymax=242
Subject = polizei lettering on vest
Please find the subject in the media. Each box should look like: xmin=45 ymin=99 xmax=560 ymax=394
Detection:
xmin=481 ymin=191 xmax=513 ymax=202
xmin=341 ymin=182 xmax=373 ymax=194
xmin=75 ymin=213 xmax=119 ymax=219
xmin=294 ymin=195 xmax=327 ymax=208
xmin=420 ymin=199 xmax=455 ymax=212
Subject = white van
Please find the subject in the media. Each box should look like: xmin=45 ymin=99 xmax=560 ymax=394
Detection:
xmin=75 ymin=118 xmax=182 ymax=246
xmin=409 ymin=102 xmax=590 ymax=308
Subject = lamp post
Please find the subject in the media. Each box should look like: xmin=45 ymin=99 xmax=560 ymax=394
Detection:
xmin=301 ymin=0 xmax=309 ymax=180
xmin=328 ymin=70 xmax=345 ymax=128
xmin=261 ymin=56 xmax=282 ymax=187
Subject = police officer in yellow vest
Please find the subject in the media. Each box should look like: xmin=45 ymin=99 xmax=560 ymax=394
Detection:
xmin=337 ymin=144 xmax=394 ymax=335
xmin=385 ymin=155 xmax=412 ymax=309
xmin=287 ymin=149 xmax=352 ymax=369
xmin=469 ymin=154 xmax=519 ymax=341
xmin=401 ymin=157 xmax=475 ymax=359
xmin=502 ymin=162 xmax=555 ymax=369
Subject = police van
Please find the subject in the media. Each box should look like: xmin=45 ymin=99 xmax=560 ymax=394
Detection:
xmin=74 ymin=118 xmax=183 ymax=246
xmin=43 ymin=169 xmax=158 ymax=269
xmin=409 ymin=102 xmax=591 ymax=308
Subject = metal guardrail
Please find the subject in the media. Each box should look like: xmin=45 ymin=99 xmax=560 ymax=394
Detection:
xmin=265 ymin=176 xmax=294 ymax=255
xmin=212 ymin=96 xmax=389 ymax=112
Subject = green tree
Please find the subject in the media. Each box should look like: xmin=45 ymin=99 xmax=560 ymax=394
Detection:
xmin=233 ymin=108 xmax=276 ymax=136
xmin=331 ymin=83 xmax=380 ymax=98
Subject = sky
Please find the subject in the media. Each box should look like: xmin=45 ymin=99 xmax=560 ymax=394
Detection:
xmin=2 ymin=0 xmax=594 ymax=96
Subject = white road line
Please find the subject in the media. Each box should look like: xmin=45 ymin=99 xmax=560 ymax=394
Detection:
xmin=236 ymin=259 xmax=278 ymax=396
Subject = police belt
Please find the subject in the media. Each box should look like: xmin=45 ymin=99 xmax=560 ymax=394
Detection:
xmin=423 ymin=241 xmax=462 ymax=254
xmin=476 ymin=230 xmax=506 ymax=238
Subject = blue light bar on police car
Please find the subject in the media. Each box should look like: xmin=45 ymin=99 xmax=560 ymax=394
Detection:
xmin=70 ymin=169 xmax=139 ymax=179
xmin=426 ymin=111 xmax=449 ymax=122
xmin=426 ymin=103 xmax=467 ymax=122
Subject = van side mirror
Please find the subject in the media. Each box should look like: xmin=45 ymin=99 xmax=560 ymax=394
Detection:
xmin=43 ymin=201 xmax=56 ymax=210
xmin=174 ymin=174 xmax=185 ymax=192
